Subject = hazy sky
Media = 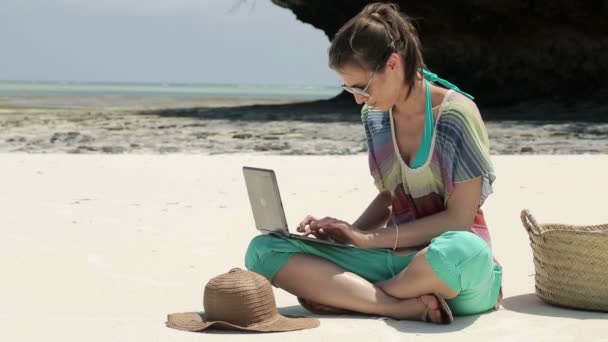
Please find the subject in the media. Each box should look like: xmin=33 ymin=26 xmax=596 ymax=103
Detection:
xmin=0 ymin=0 xmax=341 ymax=86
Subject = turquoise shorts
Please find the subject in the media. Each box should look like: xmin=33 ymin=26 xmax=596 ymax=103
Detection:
xmin=245 ymin=230 xmax=502 ymax=316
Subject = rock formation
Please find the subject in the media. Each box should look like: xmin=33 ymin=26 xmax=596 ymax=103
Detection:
xmin=272 ymin=0 xmax=608 ymax=108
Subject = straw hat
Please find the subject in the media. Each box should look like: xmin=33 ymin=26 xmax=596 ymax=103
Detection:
xmin=166 ymin=268 xmax=320 ymax=332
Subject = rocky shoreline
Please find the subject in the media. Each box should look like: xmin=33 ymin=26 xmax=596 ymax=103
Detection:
xmin=1 ymin=98 xmax=607 ymax=155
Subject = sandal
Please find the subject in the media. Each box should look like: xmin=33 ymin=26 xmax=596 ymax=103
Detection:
xmin=495 ymin=288 xmax=503 ymax=310
xmin=421 ymin=294 xmax=453 ymax=325
xmin=297 ymin=297 xmax=354 ymax=315
xmin=298 ymin=294 xmax=453 ymax=324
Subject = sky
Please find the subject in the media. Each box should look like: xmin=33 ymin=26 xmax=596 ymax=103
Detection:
xmin=0 ymin=0 xmax=341 ymax=86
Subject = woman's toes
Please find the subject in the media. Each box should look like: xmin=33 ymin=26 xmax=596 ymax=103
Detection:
xmin=418 ymin=294 xmax=442 ymax=323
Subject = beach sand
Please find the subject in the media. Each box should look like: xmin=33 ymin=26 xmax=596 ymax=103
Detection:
xmin=1 ymin=154 xmax=607 ymax=341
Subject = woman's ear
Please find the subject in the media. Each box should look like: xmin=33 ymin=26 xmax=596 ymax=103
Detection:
xmin=386 ymin=53 xmax=399 ymax=71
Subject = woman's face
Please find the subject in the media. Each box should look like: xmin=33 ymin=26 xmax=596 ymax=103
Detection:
xmin=337 ymin=53 xmax=403 ymax=111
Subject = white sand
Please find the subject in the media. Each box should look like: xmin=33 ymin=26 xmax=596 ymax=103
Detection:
xmin=1 ymin=154 xmax=607 ymax=341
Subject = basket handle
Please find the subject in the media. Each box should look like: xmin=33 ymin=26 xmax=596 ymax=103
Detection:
xmin=521 ymin=209 xmax=543 ymax=236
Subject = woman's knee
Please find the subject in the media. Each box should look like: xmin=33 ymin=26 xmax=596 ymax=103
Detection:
xmin=425 ymin=231 xmax=493 ymax=292
xmin=244 ymin=234 xmax=294 ymax=282
xmin=429 ymin=231 xmax=490 ymax=262
xmin=245 ymin=235 xmax=278 ymax=270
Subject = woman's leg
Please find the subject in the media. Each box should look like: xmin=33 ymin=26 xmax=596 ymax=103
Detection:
xmin=376 ymin=231 xmax=502 ymax=316
xmin=376 ymin=248 xmax=460 ymax=300
xmin=273 ymin=253 xmax=445 ymax=322
xmin=245 ymin=235 xmax=447 ymax=322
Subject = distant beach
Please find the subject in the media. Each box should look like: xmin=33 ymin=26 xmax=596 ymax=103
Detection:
xmin=1 ymin=81 xmax=607 ymax=155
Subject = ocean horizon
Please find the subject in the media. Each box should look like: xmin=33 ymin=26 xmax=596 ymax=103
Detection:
xmin=0 ymin=80 xmax=341 ymax=101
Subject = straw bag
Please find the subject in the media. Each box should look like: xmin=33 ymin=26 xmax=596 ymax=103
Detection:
xmin=521 ymin=209 xmax=608 ymax=312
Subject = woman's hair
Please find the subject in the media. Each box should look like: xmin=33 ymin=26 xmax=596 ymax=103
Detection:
xmin=328 ymin=2 xmax=426 ymax=98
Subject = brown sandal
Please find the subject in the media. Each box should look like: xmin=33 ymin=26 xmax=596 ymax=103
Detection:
xmin=421 ymin=294 xmax=453 ymax=325
xmin=298 ymin=294 xmax=453 ymax=324
xmin=495 ymin=288 xmax=503 ymax=310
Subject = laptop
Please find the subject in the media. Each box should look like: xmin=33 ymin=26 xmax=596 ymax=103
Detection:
xmin=242 ymin=166 xmax=353 ymax=248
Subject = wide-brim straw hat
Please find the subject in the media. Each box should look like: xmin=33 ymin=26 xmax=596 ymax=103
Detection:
xmin=166 ymin=268 xmax=319 ymax=333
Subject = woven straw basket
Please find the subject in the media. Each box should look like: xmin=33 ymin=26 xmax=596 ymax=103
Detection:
xmin=521 ymin=209 xmax=608 ymax=312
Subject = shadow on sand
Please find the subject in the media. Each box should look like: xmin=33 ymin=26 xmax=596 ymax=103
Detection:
xmin=278 ymin=304 xmax=481 ymax=334
xmin=501 ymin=293 xmax=608 ymax=320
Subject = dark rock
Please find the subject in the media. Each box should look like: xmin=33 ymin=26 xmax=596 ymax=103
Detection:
xmin=101 ymin=146 xmax=126 ymax=153
xmin=6 ymin=137 xmax=26 ymax=143
xmin=232 ymin=133 xmax=254 ymax=139
xmin=50 ymin=132 xmax=94 ymax=144
xmin=159 ymin=146 xmax=179 ymax=153
xmin=520 ymin=146 xmax=534 ymax=153
xmin=271 ymin=0 xmax=608 ymax=107
xmin=183 ymin=123 xmax=208 ymax=128
xmin=73 ymin=146 xmax=99 ymax=153
xmin=157 ymin=124 xmax=177 ymax=129
xmin=193 ymin=132 xmax=216 ymax=139
xmin=253 ymin=142 xmax=290 ymax=151
xmin=106 ymin=126 xmax=126 ymax=131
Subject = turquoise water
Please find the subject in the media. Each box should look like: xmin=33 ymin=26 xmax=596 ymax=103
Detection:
xmin=0 ymin=81 xmax=341 ymax=100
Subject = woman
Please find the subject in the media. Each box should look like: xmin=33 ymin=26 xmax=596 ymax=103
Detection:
xmin=245 ymin=2 xmax=501 ymax=324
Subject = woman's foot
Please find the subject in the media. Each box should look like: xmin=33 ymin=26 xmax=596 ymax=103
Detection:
xmin=297 ymin=294 xmax=453 ymax=324
xmin=418 ymin=294 xmax=453 ymax=324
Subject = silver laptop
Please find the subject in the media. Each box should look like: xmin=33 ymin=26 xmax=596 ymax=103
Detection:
xmin=242 ymin=166 xmax=353 ymax=248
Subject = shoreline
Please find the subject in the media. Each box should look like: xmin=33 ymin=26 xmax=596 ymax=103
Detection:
xmin=1 ymin=95 xmax=607 ymax=155
xmin=1 ymin=110 xmax=607 ymax=155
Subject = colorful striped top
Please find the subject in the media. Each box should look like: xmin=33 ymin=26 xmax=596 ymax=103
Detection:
xmin=362 ymin=90 xmax=496 ymax=249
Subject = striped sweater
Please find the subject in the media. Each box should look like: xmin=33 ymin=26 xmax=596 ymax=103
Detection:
xmin=362 ymin=91 xmax=496 ymax=248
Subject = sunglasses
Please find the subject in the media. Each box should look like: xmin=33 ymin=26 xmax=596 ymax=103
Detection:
xmin=340 ymin=63 xmax=383 ymax=98
xmin=341 ymin=73 xmax=377 ymax=98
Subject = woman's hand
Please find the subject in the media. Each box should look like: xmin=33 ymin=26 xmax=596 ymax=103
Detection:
xmin=297 ymin=215 xmax=331 ymax=241
xmin=306 ymin=216 xmax=370 ymax=248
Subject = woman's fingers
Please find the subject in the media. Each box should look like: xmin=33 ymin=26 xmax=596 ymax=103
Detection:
xmin=298 ymin=216 xmax=349 ymax=241
xmin=310 ymin=217 xmax=337 ymax=229
xmin=303 ymin=228 xmax=325 ymax=237
xmin=314 ymin=222 xmax=351 ymax=243
xmin=316 ymin=220 xmax=347 ymax=231
xmin=297 ymin=215 xmax=318 ymax=232
xmin=297 ymin=215 xmax=331 ymax=240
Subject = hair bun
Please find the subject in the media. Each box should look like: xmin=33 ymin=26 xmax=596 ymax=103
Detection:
xmin=364 ymin=2 xmax=400 ymax=18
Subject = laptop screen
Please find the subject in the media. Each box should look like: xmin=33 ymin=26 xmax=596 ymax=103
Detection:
xmin=243 ymin=167 xmax=289 ymax=234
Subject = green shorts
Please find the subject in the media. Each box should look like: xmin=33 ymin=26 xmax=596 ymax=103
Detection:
xmin=245 ymin=230 xmax=502 ymax=316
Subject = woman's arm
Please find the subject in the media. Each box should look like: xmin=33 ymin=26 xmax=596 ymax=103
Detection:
xmin=352 ymin=191 xmax=392 ymax=231
xmin=362 ymin=177 xmax=482 ymax=249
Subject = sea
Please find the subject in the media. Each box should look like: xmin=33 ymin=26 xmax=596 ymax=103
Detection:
xmin=0 ymin=80 xmax=340 ymax=108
